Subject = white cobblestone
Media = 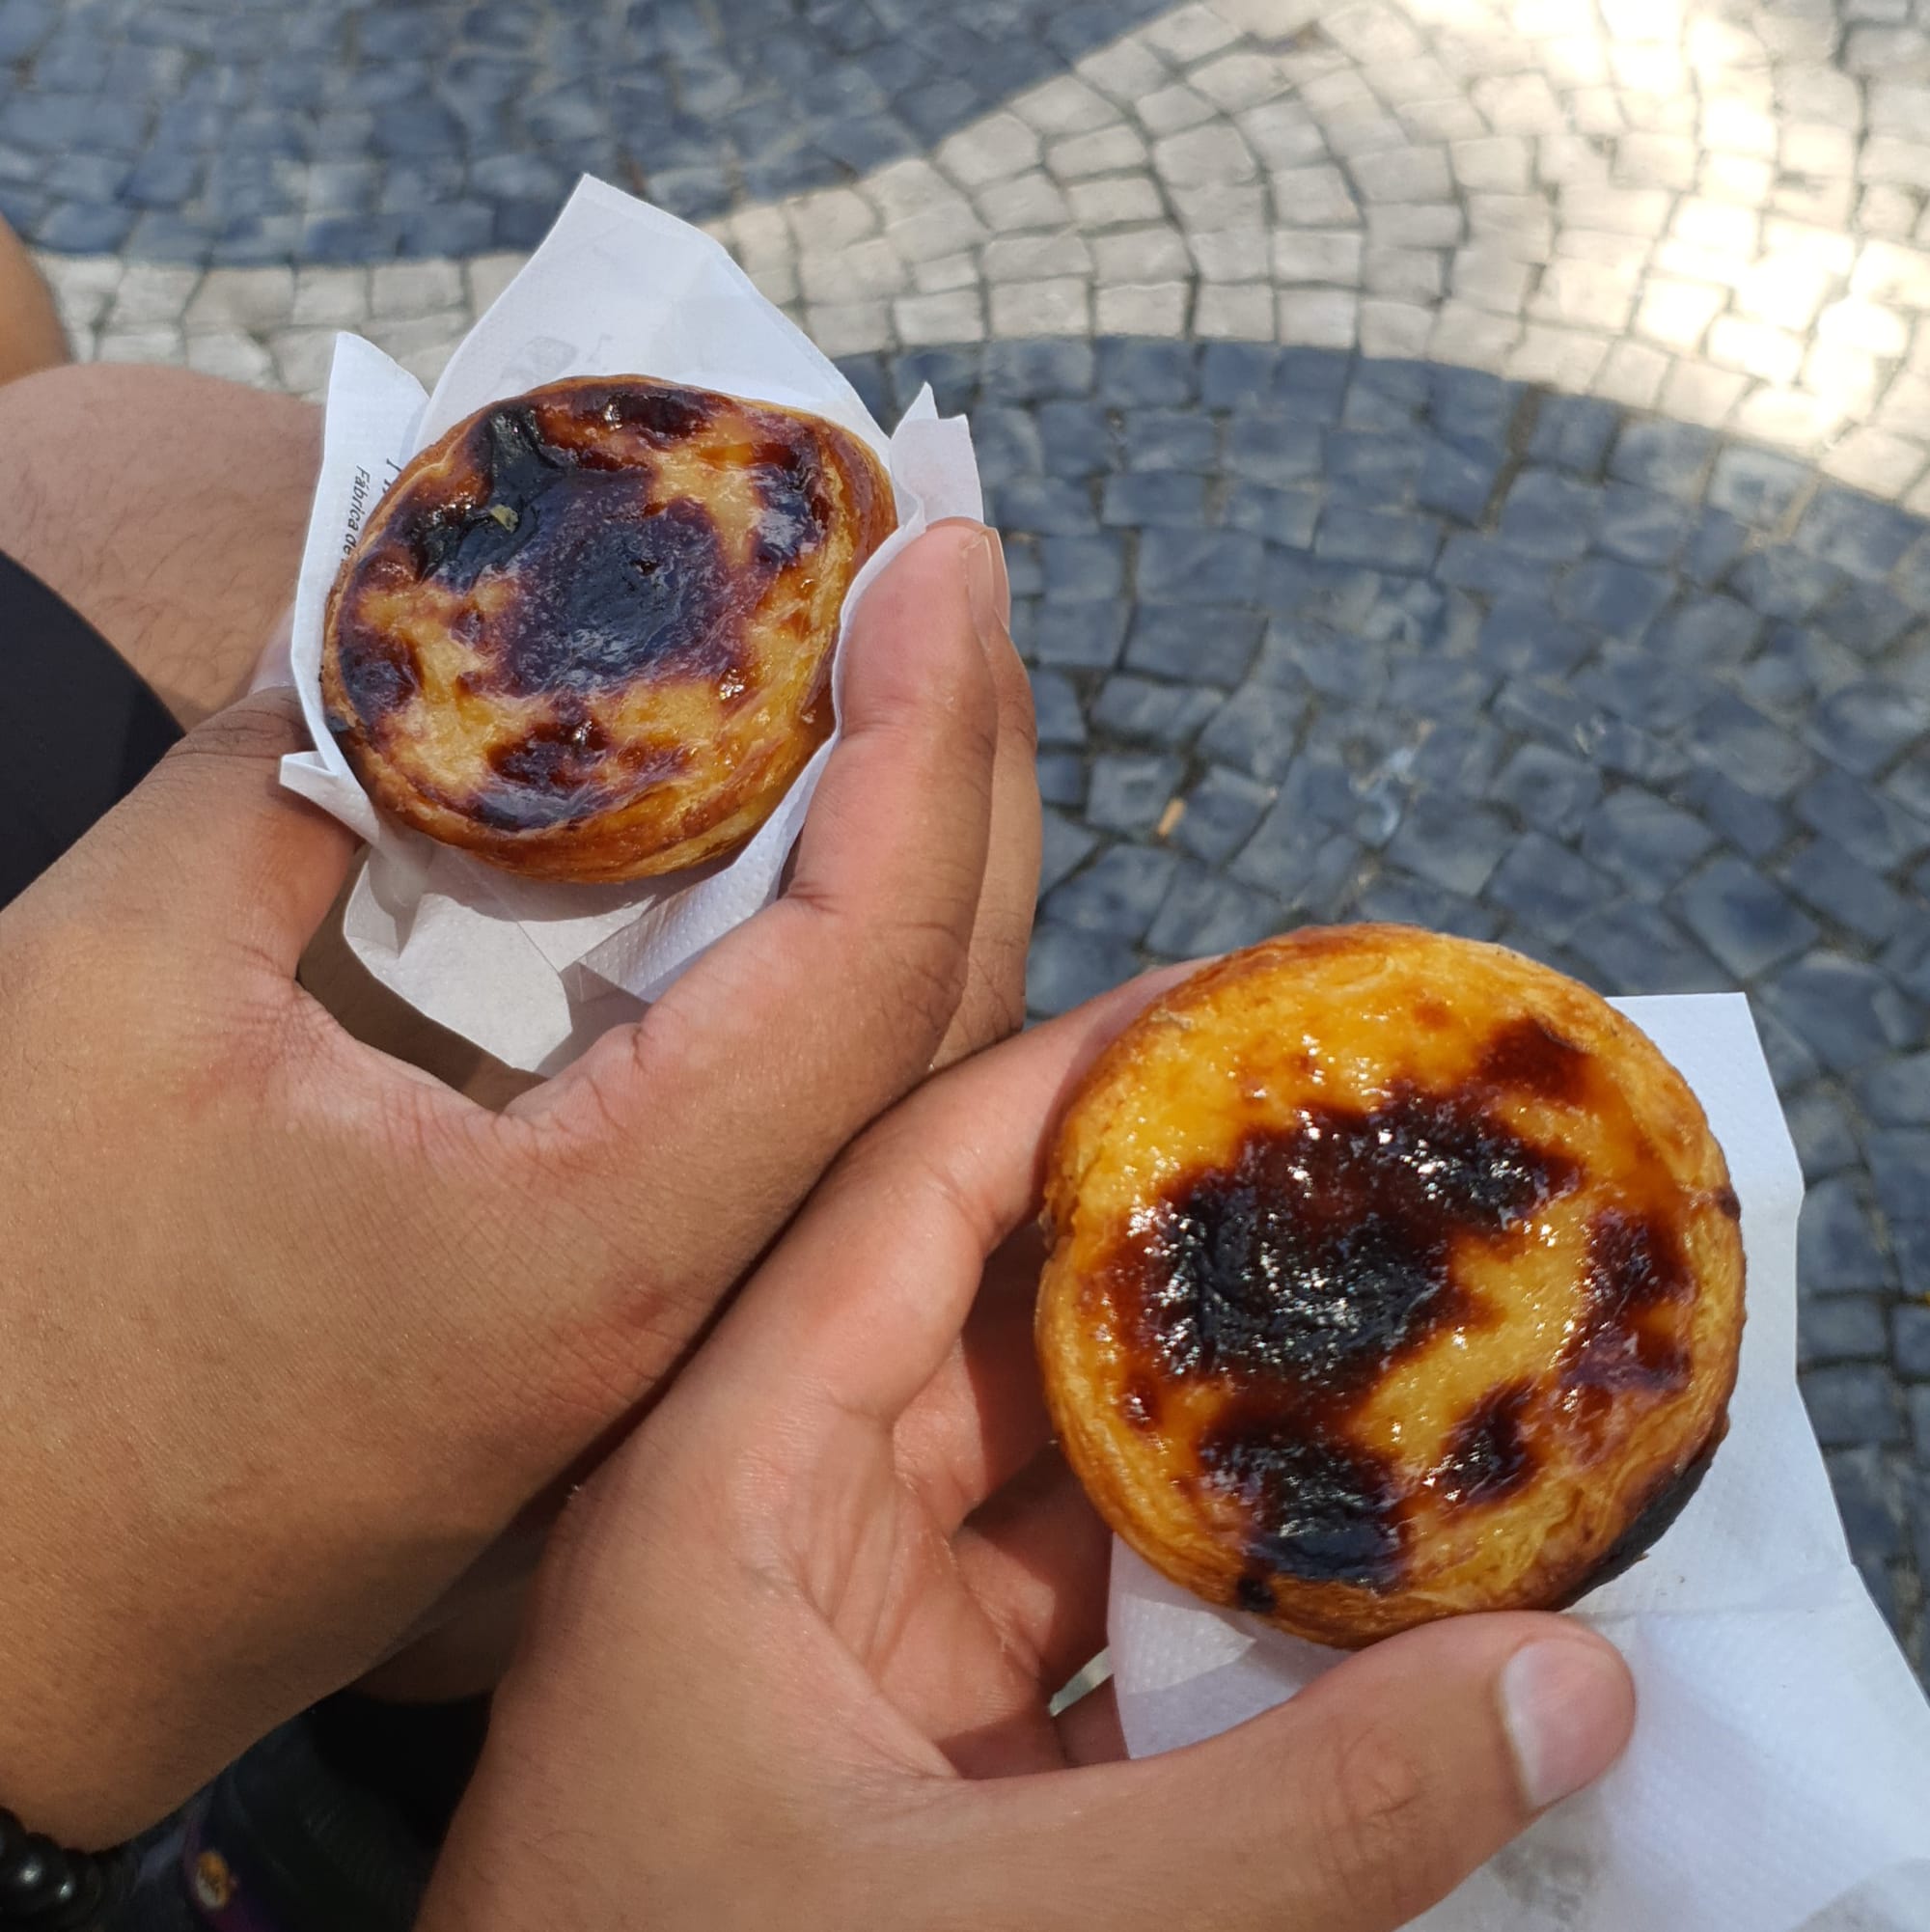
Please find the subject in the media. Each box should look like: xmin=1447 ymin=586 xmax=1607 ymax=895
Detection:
xmin=1361 ymin=295 xmax=1437 ymax=354
xmin=1467 ymin=193 xmax=1552 ymax=259
xmin=1270 ymin=165 xmax=1363 ymax=227
xmin=748 ymin=259 xmax=799 ymax=306
xmin=1278 ymin=286 xmax=1361 ymax=346
xmin=1141 ymin=2 xmax=1242 ymax=63
xmin=1143 ymin=84 xmax=1219 ymax=136
xmin=937 ymin=114 xmax=1043 ymax=189
xmin=184 ymin=329 xmax=276 ymax=385
xmin=1818 ymin=297 xmax=1911 ymax=355
xmin=460 ymin=255 xmax=523 ymax=317
xmin=1093 ymin=226 xmax=1195 ymax=281
xmin=1238 ymin=100 xmax=1327 ymax=168
xmin=1171 ymin=180 xmax=1268 ymax=230
xmin=800 ymin=237 xmax=908 ymax=304
xmin=1860 ymin=185 xmax=1922 ymax=238
xmin=1701 ymin=152 xmax=1776 ymax=206
xmin=1473 ymin=71 xmax=1567 ymax=132
xmin=989 ymin=277 xmax=1091 ymax=334
xmin=887 ymin=198 xmax=990 ymax=263
xmin=1350 ymin=144 xmax=1453 ymax=201
xmin=1154 ymin=122 xmax=1259 ymax=187
xmin=911 ymin=252 xmax=978 ymax=295
xmin=895 ymin=290 xmax=986 ymax=346
xmin=1808 ymin=343 xmax=1887 ymax=410
xmin=1637 ymin=275 xmax=1725 ymax=350
xmin=1659 ymin=356 xmax=1751 ymax=425
xmin=1075 ymin=38 xmax=1172 ymax=103
xmin=1093 ymin=280 xmax=1190 ymax=334
xmin=1048 ymin=125 xmax=1152 ymax=179
xmin=1708 ymin=315 xmax=1807 ymax=384
xmin=1325 ymin=110 xmax=1410 ymax=156
xmin=1854 ymin=241 xmax=1930 ymax=309
xmin=804 ymin=300 xmax=892 ymax=357
xmin=1731 ymin=384 xmax=1847 ymax=449
xmin=184 ymin=266 xmax=294 ymax=333
xmin=982 ymin=232 xmax=1094 ymax=283
xmin=1615 ymin=132 xmax=1697 ymax=189
xmin=1450 ymin=134 xmax=1532 ymax=191
xmin=1188 ymin=227 xmax=1273 ymax=278
xmin=1396 ymin=96 xmax=1488 ymax=142
xmin=268 ymin=326 xmax=338 ymax=397
xmin=1511 ymin=322 xmax=1612 ymax=384
xmin=370 ymin=260 xmax=461 ymax=318
xmin=1365 ymin=243 xmax=1447 ymax=299
xmin=1815 ymin=427 xmax=1923 ymax=494
xmin=1196 ymin=281 xmax=1278 ymax=335
xmin=1191 ymin=51 xmax=1288 ymax=112
xmin=1533 ymin=256 xmax=1640 ymax=328
xmin=977 ymin=172 xmax=1076 ymax=233
xmin=1595 ymin=337 xmax=1669 ymax=404
xmin=1011 ymin=74 xmax=1117 ymax=137
xmin=1066 ymin=177 xmax=1168 ymax=227
xmin=1863 ymin=139 xmax=1930 ymax=193
xmin=107 ymin=262 xmax=198 ymax=329
xmin=1782 ymin=123 xmax=1858 ymax=179
xmin=96 ymin=325 xmax=184 ymax=366
xmin=786 ymin=188 xmax=876 ymax=254
xmin=1431 ymin=300 xmax=1525 ymax=372
xmin=1378 ymin=201 xmax=1468 ymax=247
xmin=1272 ymin=229 xmax=1366 ymax=282
xmin=1451 ymin=245 xmax=1534 ymax=310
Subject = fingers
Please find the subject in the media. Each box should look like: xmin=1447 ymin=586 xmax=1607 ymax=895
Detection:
xmin=891 ymin=1225 xmax=1051 ymax=1535
xmin=694 ymin=963 xmax=1199 ymax=1435
xmin=931 ymin=530 xmax=1039 ymax=1071
xmin=509 ymin=522 xmax=1006 ymax=1293
xmin=951 ymin=1615 xmax=1635 ymax=1932
xmin=21 ymin=687 xmax=356 ymax=980
xmin=952 ymin=1448 xmax=1114 ymax=1697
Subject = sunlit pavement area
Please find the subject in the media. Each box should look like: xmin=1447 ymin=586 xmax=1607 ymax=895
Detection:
xmin=12 ymin=0 xmax=1930 ymax=1673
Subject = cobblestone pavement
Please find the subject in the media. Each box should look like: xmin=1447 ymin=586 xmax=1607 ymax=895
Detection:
xmin=23 ymin=0 xmax=1930 ymax=494
xmin=14 ymin=0 xmax=1930 ymax=1674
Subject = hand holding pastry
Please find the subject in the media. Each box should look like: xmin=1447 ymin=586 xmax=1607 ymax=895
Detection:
xmin=0 ymin=519 xmax=1034 ymax=1844
xmin=421 ymin=975 xmax=1635 ymax=1932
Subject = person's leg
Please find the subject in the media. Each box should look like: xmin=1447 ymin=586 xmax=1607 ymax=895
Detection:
xmin=0 ymin=222 xmax=69 ymax=385
xmin=0 ymin=363 xmax=319 ymax=726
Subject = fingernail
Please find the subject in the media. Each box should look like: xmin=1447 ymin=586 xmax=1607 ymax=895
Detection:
xmin=248 ymin=606 xmax=297 ymax=694
xmin=963 ymin=528 xmax=1009 ymax=654
xmin=1500 ymin=1638 xmax=1633 ymax=1812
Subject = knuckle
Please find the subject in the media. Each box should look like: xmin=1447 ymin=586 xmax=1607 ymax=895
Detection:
xmin=1310 ymin=1720 xmax=1435 ymax=1914
xmin=161 ymin=689 xmax=306 ymax=774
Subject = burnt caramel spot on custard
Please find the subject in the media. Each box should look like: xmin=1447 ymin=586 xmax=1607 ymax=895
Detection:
xmin=1134 ymin=1089 xmax=1580 ymax=1387
xmin=1476 ymin=1015 xmax=1589 ymax=1102
xmin=596 ymin=382 xmax=718 ymax=444
xmin=1431 ymin=1381 xmax=1535 ymax=1506
xmin=1235 ymin=1572 xmax=1275 ymax=1615
xmin=1562 ymin=1207 xmax=1693 ymax=1398
xmin=1113 ymin=1087 xmax=1582 ymax=1592
xmin=1714 ymin=1184 xmax=1742 ymax=1221
xmin=487 ymin=490 xmax=738 ymax=694
xmin=1198 ymin=1408 xmax=1404 ymax=1588
xmin=748 ymin=437 xmax=833 ymax=569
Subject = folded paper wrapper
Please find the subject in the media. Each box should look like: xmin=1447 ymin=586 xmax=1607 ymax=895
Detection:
xmin=1108 ymin=994 xmax=1930 ymax=1932
xmin=279 ymin=177 xmax=984 ymax=1073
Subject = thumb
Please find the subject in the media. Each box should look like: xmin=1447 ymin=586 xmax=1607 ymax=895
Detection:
xmin=957 ymin=1615 xmax=1634 ymax=1932
xmin=54 ymin=687 xmax=357 ymax=978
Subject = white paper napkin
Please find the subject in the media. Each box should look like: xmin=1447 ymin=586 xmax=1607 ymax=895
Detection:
xmin=1109 ymin=994 xmax=1930 ymax=1932
xmin=279 ymin=177 xmax=983 ymax=1073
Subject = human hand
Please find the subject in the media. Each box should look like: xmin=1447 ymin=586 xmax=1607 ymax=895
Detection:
xmin=422 ymin=975 xmax=1637 ymax=1932
xmin=0 ymin=521 xmax=1035 ymax=1844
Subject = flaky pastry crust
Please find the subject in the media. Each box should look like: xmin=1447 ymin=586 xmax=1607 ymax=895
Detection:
xmin=321 ymin=375 xmax=896 ymax=883
xmin=1037 ymin=925 xmax=1745 ymax=1646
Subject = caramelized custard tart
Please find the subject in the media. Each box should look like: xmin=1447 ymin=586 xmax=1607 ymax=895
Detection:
xmin=1037 ymin=925 xmax=1745 ymax=1647
xmin=321 ymin=376 xmax=896 ymax=883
